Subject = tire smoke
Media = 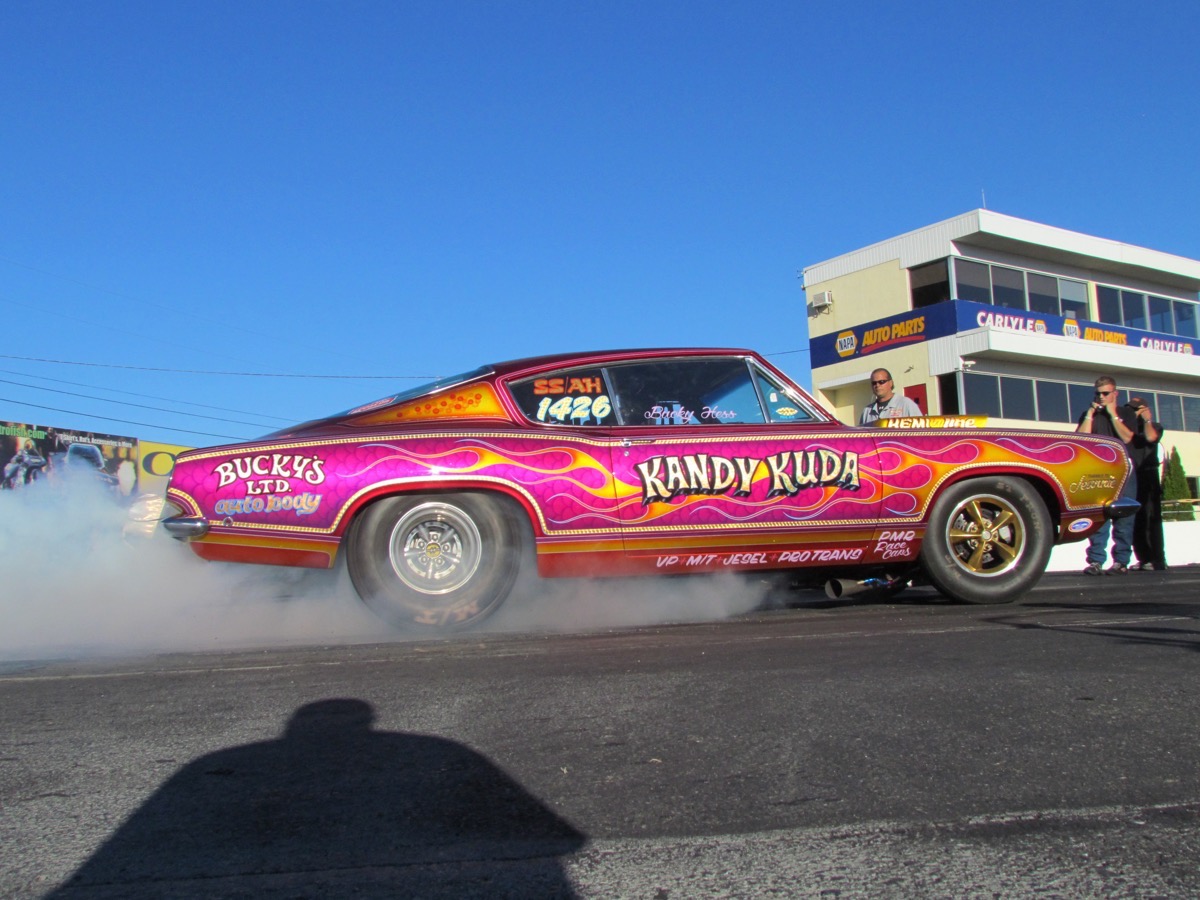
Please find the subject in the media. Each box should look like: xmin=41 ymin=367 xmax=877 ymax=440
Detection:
xmin=1 ymin=485 xmax=775 ymax=662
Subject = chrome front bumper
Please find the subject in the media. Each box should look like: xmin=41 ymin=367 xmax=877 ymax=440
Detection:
xmin=1105 ymin=497 xmax=1140 ymax=520
xmin=162 ymin=515 xmax=211 ymax=540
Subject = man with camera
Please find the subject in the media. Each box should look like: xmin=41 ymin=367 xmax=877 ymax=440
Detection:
xmin=1076 ymin=375 xmax=1138 ymax=575
xmin=1123 ymin=395 xmax=1166 ymax=571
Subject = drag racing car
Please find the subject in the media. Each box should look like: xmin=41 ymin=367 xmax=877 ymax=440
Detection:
xmin=161 ymin=348 xmax=1135 ymax=631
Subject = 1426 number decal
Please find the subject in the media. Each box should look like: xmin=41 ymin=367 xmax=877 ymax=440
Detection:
xmin=536 ymin=394 xmax=613 ymax=424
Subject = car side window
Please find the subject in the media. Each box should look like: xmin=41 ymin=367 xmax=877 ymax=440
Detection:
xmin=605 ymin=358 xmax=767 ymax=426
xmin=509 ymin=368 xmax=615 ymax=425
xmin=753 ymin=368 xmax=819 ymax=424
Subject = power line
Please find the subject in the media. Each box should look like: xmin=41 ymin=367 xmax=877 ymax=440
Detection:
xmin=0 ymin=377 xmax=278 ymax=429
xmin=0 ymin=397 xmax=247 ymax=441
xmin=0 ymin=353 xmax=440 ymax=379
xmin=0 ymin=368 xmax=294 ymax=422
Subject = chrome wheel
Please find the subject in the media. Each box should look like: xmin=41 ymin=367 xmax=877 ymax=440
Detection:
xmin=346 ymin=493 xmax=525 ymax=631
xmin=389 ymin=502 xmax=482 ymax=594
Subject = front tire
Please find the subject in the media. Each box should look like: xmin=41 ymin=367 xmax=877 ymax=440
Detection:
xmin=346 ymin=493 xmax=524 ymax=631
xmin=919 ymin=477 xmax=1051 ymax=605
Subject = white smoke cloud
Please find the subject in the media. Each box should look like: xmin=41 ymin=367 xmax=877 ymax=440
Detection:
xmin=487 ymin=570 xmax=771 ymax=634
xmin=0 ymin=481 xmax=777 ymax=662
xmin=0 ymin=481 xmax=386 ymax=662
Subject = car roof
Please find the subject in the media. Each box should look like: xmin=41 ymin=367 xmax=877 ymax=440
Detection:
xmin=485 ymin=347 xmax=760 ymax=378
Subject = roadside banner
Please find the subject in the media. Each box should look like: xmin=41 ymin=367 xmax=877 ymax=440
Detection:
xmin=137 ymin=440 xmax=192 ymax=496
xmin=1 ymin=421 xmax=139 ymax=498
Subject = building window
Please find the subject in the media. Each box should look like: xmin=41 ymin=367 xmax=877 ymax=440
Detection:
xmin=1000 ymin=377 xmax=1036 ymax=419
xmin=1184 ymin=396 xmax=1200 ymax=432
xmin=1122 ymin=290 xmax=1148 ymax=330
xmin=962 ymin=373 xmax=1002 ymax=416
xmin=1154 ymin=393 xmax=1184 ymax=431
xmin=1067 ymin=383 xmax=1096 ymax=420
xmin=1027 ymin=272 xmax=1059 ymax=316
xmin=929 ymin=256 xmax=1194 ymax=336
xmin=1095 ymin=284 xmax=1198 ymax=337
xmin=1148 ymin=295 xmax=1174 ymax=333
xmin=992 ymin=267 xmax=1026 ymax=310
xmin=1036 ymin=381 xmax=1071 ymax=423
xmin=938 ymin=373 xmax=960 ymax=415
xmin=1097 ymin=286 xmax=1122 ymax=325
xmin=910 ymin=260 xmax=950 ymax=309
xmin=1175 ymin=301 xmax=1198 ymax=338
xmin=954 ymin=259 xmax=992 ymax=304
xmin=1060 ymin=279 xmax=1089 ymax=319
xmin=959 ymin=370 xmax=1200 ymax=431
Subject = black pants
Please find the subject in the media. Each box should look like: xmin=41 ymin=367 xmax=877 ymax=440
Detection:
xmin=1133 ymin=467 xmax=1167 ymax=568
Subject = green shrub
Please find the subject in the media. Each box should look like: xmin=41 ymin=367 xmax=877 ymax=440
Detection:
xmin=1162 ymin=447 xmax=1195 ymax=522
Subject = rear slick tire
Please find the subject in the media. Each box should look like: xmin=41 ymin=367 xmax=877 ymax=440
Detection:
xmin=346 ymin=493 xmax=523 ymax=632
xmin=919 ymin=476 xmax=1051 ymax=605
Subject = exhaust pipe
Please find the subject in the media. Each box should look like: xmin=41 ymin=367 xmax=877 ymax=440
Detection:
xmin=824 ymin=576 xmax=897 ymax=600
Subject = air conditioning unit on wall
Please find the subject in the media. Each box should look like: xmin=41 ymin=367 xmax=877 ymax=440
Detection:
xmin=807 ymin=290 xmax=833 ymax=315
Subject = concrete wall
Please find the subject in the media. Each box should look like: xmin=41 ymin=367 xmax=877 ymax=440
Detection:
xmin=1047 ymin=518 xmax=1198 ymax=572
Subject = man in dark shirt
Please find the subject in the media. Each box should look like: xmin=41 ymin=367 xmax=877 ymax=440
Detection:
xmin=1076 ymin=375 xmax=1138 ymax=574
xmin=1124 ymin=395 xmax=1166 ymax=570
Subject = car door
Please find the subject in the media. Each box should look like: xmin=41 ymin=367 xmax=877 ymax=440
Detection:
xmin=603 ymin=356 xmax=882 ymax=574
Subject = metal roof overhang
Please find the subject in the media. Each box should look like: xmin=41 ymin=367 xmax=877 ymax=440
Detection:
xmin=954 ymin=231 xmax=1200 ymax=293
xmin=927 ymin=327 xmax=1200 ymax=380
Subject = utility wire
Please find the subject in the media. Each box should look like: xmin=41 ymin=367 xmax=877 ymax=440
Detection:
xmin=0 ymin=377 xmax=277 ymax=429
xmin=0 ymin=397 xmax=247 ymax=441
xmin=0 ymin=353 xmax=438 ymax=379
xmin=0 ymin=367 xmax=293 ymax=422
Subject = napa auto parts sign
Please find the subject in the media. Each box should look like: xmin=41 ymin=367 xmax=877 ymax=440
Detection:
xmin=810 ymin=300 xmax=1200 ymax=368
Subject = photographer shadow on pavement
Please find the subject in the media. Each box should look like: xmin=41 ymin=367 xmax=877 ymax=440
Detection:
xmin=50 ymin=698 xmax=586 ymax=899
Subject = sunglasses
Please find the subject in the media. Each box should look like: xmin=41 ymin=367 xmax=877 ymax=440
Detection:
xmin=1095 ymin=390 xmax=1114 ymax=397
xmin=871 ymin=379 xmax=891 ymax=386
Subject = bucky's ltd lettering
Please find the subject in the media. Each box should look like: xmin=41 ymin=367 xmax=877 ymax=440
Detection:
xmin=214 ymin=453 xmax=326 ymax=489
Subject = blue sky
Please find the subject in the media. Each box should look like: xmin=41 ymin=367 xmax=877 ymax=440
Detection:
xmin=3 ymin=0 xmax=1198 ymax=447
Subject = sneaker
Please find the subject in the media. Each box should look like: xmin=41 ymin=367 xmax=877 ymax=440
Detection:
xmin=1082 ymin=563 xmax=1104 ymax=576
xmin=1137 ymin=562 xmax=1161 ymax=571
xmin=1106 ymin=563 xmax=1129 ymax=575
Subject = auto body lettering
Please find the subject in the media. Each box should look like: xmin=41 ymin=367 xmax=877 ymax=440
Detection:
xmin=214 ymin=492 xmax=323 ymax=516
xmin=214 ymin=453 xmax=326 ymax=488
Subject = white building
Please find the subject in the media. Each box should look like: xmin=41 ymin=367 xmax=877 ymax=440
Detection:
xmin=803 ymin=209 xmax=1200 ymax=500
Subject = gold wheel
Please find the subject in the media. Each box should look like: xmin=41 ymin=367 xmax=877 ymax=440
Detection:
xmin=920 ymin=477 xmax=1051 ymax=605
xmin=944 ymin=495 xmax=1025 ymax=576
